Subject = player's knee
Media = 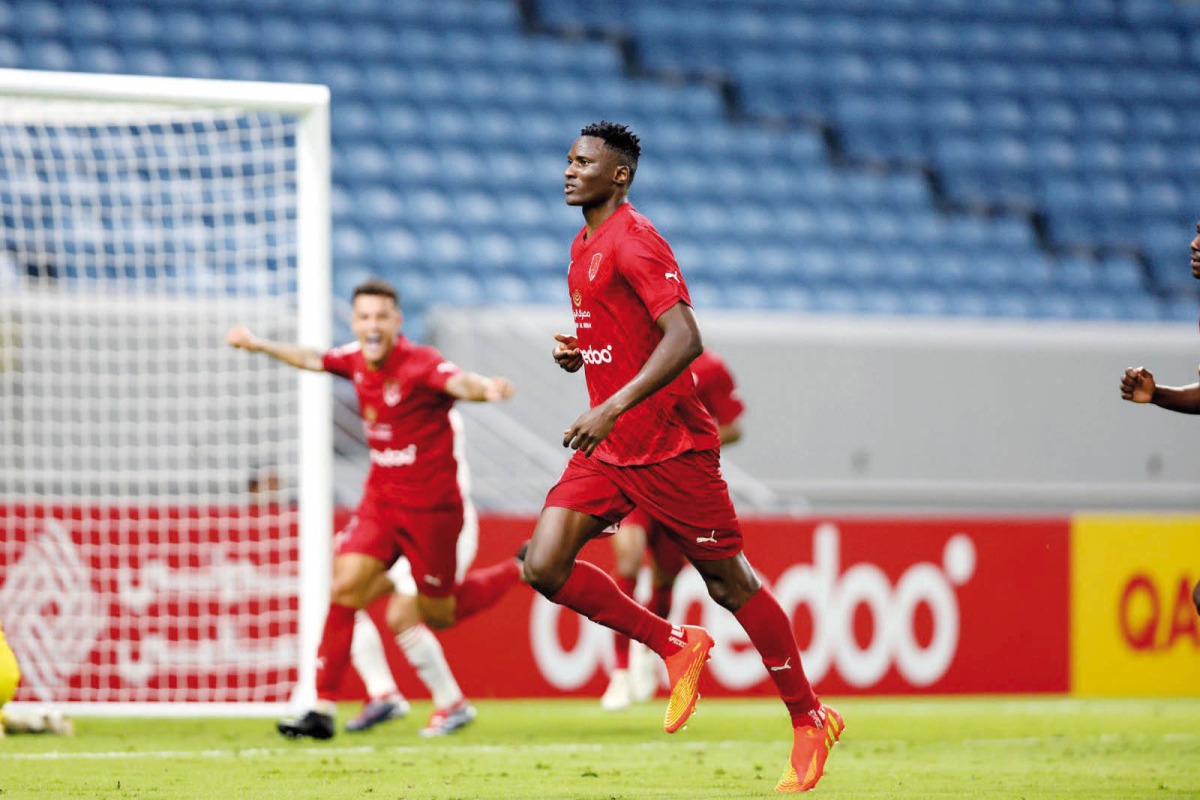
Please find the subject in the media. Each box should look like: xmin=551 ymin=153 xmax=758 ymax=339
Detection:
xmin=423 ymin=612 xmax=454 ymax=631
xmin=386 ymin=593 xmax=421 ymax=633
xmin=702 ymin=570 xmax=760 ymax=612
xmin=329 ymin=576 xmax=368 ymax=609
xmin=1192 ymin=580 xmax=1200 ymax=616
xmin=522 ymin=550 xmax=569 ymax=597
xmin=703 ymin=579 xmax=740 ymax=611
xmin=417 ymin=595 xmax=456 ymax=630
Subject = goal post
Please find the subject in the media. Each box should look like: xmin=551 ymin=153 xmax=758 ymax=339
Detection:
xmin=0 ymin=69 xmax=331 ymax=716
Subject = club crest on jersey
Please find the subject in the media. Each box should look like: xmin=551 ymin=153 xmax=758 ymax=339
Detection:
xmin=572 ymin=289 xmax=583 ymax=307
xmin=364 ymin=405 xmax=377 ymax=423
xmin=383 ymin=379 xmax=401 ymax=407
xmin=588 ymin=253 xmax=603 ymax=281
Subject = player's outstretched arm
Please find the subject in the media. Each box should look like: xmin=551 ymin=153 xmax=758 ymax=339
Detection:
xmin=445 ymin=372 xmax=516 ymax=403
xmin=553 ymin=333 xmax=583 ymax=373
xmin=225 ymin=325 xmax=325 ymax=372
xmin=563 ymin=302 xmax=702 ymax=456
xmin=1120 ymin=366 xmax=1200 ymax=414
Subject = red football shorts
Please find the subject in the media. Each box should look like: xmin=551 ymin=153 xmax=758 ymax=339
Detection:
xmin=620 ymin=506 xmax=688 ymax=577
xmin=334 ymin=494 xmax=464 ymax=598
xmin=544 ymin=448 xmax=743 ymax=562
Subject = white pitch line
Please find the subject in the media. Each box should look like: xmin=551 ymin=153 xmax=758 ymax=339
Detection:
xmin=0 ymin=739 xmax=741 ymax=762
xmin=4 ymin=731 xmax=1194 ymax=762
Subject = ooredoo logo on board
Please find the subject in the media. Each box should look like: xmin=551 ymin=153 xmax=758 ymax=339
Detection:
xmin=528 ymin=517 xmax=1070 ymax=695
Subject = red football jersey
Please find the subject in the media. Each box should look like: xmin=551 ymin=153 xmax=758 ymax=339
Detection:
xmin=323 ymin=335 xmax=464 ymax=510
xmin=567 ymin=202 xmax=720 ymax=465
xmin=690 ymin=349 xmax=745 ymax=427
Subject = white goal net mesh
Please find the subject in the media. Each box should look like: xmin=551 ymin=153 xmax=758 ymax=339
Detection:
xmin=0 ymin=95 xmax=307 ymax=707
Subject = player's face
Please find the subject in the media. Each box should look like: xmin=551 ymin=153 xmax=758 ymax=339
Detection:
xmin=350 ymin=293 xmax=402 ymax=367
xmin=564 ymin=136 xmax=625 ymax=208
xmin=1191 ymin=222 xmax=1200 ymax=280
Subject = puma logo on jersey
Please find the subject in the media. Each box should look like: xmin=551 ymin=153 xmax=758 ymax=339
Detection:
xmin=664 ymin=271 xmax=680 ymax=282
xmin=695 ymin=530 xmax=718 ymax=544
xmin=423 ymin=575 xmax=443 ymax=587
xmin=770 ymin=657 xmax=792 ymax=672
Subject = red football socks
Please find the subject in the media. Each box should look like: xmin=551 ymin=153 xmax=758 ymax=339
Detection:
xmin=733 ymin=587 xmax=819 ymax=725
xmin=454 ymin=559 xmax=521 ymax=621
xmin=551 ymin=560 xmax=681 ymax=658
xmin=315 ymin=602 xmax=356 ymax=701
xmin=612 ymin=573 xmax=637 ymax=669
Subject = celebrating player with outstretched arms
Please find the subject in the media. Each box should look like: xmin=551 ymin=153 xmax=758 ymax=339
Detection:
xmin=228 ymin=278 xmax=524 ymax=740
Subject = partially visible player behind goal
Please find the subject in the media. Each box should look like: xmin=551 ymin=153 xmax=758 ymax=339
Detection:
xmin=346 ymin=410 xmax=485 ymax=737
xmin=228 ymin=278 xmax=526 ymax=740
xmin=0 ymin=622 xmax=74 ymax=737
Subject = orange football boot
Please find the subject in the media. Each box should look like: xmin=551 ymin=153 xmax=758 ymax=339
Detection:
xmin=775 ymin=704 xmax=845 ymax=792
xmin=662 ymin=625 xmax=715 ymax=733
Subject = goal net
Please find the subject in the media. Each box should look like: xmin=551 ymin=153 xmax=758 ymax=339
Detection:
xmin=0 ymin=69 xmax=331 ymax=715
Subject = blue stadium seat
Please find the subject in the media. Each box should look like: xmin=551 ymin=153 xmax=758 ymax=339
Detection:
xmin=1098 ymin=255 xmax=1147 ymax=292
xmin=375 ymin=228 xmax=422 ymax=266
xmin=73 ymin=43 xmax=122 ymax=74
xmin=476 ymin=271 xmax=531 ymax=304
xmin=766 ymin=285 xmax=818 ymax=312
xmin=14 ymin=0 xmax=64 ymax=37
xmin=0 ymin=36 xmax=19 ymax=68
xmin=8 ymin=0 xmax=1193 ymax=324
xmin=1159 ymin=295 xmax=1200 ymax=322
xmin=22 ymin=39 xmax=72 ymax=71
xmin=333 ymin=226 xmax=372 ymax=263
xmin=406 ymin=189 xmax=454 ymax=225
xmin=357 ymin=187 xmax=406 ymax=227
xmin=811 ymin=286 xmax=861 ymax=315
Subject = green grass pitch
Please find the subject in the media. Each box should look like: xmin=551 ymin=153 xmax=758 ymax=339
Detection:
xmin=1 ymin=697 xmax=1198 ymax=799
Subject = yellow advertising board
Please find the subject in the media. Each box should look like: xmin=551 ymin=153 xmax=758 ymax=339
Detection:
xmin=1071 ymin=516 xmax=1200 ymax=696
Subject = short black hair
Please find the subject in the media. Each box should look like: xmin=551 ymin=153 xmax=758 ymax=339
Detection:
xmin=352 ymin=278 xmax=400 ymax=307
xmin=580 ymin=120 xmax=641 ymax=178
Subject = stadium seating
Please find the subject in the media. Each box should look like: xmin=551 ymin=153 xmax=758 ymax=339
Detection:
xmin=535 ymin=0 xmax=1200 ymax=319
xmin=1 ymin=0 xmax=1198 ymax=326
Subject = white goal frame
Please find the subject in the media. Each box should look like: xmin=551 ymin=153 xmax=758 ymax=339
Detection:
xmin=0 ymin=69 xmax=331 ymax=717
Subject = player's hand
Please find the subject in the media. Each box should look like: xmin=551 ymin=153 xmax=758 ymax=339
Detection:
xmin=563 ymin=404 xmax=619 ymax=456
xmin=553 ymin=333 xmax=582 ymax=372
xmin=485 ymin=376 xmax=516 ymax=402
xmin=226 ymin=325 xmax=260 ymax=352
xmin=1120 ymin=366 xmax=1155 ymax=403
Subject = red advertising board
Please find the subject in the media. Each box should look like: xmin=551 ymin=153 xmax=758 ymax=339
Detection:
xmin=0 ymin=505 xmax=1069 ymax=704
xmin=352 ymin=514 xmax=1071 ymax=701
